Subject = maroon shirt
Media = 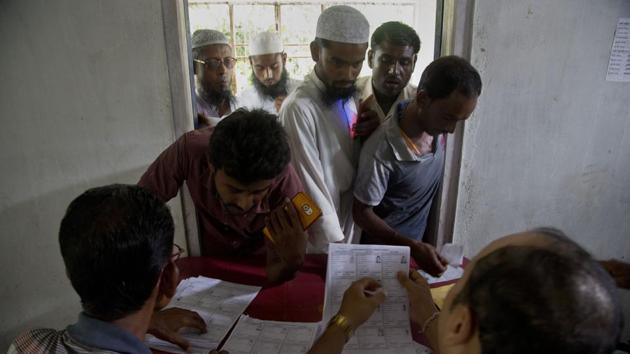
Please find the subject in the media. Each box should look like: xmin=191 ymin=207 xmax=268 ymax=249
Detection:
xmin=139 ymin=127 xmax=303 ymax=256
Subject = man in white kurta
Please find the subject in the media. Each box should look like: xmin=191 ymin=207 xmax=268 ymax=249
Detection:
xmin=280 ymin=6 xmax=377 ymax=252
xmin=238 ymin=31 xmax=302 ymax=114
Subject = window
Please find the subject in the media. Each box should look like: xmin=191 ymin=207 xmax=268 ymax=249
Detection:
xmin=188 ymin=0 xmax=438 ymax=93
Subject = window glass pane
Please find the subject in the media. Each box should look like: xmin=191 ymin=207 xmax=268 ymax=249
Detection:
xmin=233 ymin=5 xmax=276 ymax=47
xmin=187 ymin=0 xmax=436 ymax=99
xmin=281 ymin=5 xmax=320 ymax=83
xmin=281 ymin=5 xmax=320 ymax=45
xmin=287 ymin=57 xmax=314 ymax=81
xmin=234 ymin=58 xmax=252 ymax=95
xmin=284 ymin=44 xmax=311 ymax=59
xmin=188 ymin=4 xmax=230 ymax=34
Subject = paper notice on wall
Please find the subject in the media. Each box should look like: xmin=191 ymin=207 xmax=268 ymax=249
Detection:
xmin=606 ymin=18 xmax=630 ymax=82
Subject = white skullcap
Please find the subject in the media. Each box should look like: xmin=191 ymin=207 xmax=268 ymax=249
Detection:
xmin=316 ymin=5 xmax=369 ymax=44
xmin=248 ymin=31 xmax=284 ymax=56
xmin=191 ymin=29 xmax=229 ymax=49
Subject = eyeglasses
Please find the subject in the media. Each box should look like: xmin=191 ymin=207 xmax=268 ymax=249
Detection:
xmin=194 ymin=57 xmax=237 ymax=70
xmin=171 ymin=243 xmax=185 ymax=261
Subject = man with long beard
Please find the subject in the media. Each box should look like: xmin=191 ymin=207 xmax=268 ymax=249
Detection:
xmin=239 ymin=31 xmax=301 ymax=114
xmin=192 ymin=29 xmax=239 ymax=128
xmin=280 ymin=6 xmax=380 ymax=252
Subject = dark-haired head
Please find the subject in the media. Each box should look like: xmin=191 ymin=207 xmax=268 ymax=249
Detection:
xmin=368 ymin=22 xmax=420 ymax=99
xmin=440 ymin=229 xmax=622 ymax=354
xmin=59 ymin=184 xmax=174 ymax=321
xmin=209 ymin=109 xmax=290 ymax=214
xmin=409 ymin=56 xmax=481 ymax=135
xmin=209 ymin=108 xmax=290 ymax=183
xmin=418 ymin=55 xmax=482 ymax=99
xmin=371 ymin=21 xmax=420 ymax=54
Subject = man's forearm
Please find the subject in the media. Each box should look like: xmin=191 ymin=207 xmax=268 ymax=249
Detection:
xmin=308 ymin=325 xmax=346 ymax=354
xmin=352 ymin=198 xmax=416 ymax=248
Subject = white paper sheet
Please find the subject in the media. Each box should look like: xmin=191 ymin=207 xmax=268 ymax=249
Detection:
xmin=220 ymin=315 xmax=319 ymax=354
xmin=606 ymin=18 xmax=630 ymax=82
xmin=418 ymin=265 xmax=464 ymax=285
xmin=438 ymin=243 xmax=463 ymax=266
xmin=343 ymin=341 xmax=434 ymax=354
xmin=145 ymin=276 xmax=261 ymax=354
xmin=323 ymin=244 xmax=416 ymax=353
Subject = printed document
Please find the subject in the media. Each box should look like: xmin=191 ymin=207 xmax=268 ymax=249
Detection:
xmin=323 ymin=244 xmax=415 ymax=353
xmin=146 ymin=276 xmax=260 ymax=354
xmin=221 ymin=315 xmax=319 ymax=354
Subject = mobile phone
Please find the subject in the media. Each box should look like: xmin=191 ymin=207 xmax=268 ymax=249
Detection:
xmin=263 ymin=192 xmax=322 ymax=241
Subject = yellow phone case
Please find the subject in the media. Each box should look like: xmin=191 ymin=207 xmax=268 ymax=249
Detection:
xmin=263 ymin=192 xmax=322 ymax=242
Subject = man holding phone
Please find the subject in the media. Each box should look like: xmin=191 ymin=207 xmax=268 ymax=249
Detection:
xmin=139 ymin=108 xmax=312 ymax=283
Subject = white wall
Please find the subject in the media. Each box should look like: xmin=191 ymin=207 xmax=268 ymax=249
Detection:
xmin=0 ymin=0 xmax=186 ymax=349
xmin=454 ymin=0 xmax=630 ymax=340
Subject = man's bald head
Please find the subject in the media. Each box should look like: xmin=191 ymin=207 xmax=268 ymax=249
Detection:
xmin=445 ymin=228 xmax=622 ymax=354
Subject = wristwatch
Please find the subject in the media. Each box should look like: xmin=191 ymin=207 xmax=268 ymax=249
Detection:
xmin=327 ymin=313 xmax=354 ymax=342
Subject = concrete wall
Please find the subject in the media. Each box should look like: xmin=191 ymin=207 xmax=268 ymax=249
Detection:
xmin=454 ymin=0 xmax=630 ymax=340
xmin=0 ymin=0 xmax=185 ymax=349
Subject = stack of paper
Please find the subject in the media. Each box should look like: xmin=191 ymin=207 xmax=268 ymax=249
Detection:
xmin=146 ymin=276 xmax=261 ymax=354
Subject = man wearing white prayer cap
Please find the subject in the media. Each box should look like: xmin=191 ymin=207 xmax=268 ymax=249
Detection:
xmin=191 ymin=29 xmax=238 ymax=128
xmin=279 ymin=6 xmax=380 ymax=252
xmin=238 ymin=31 xmax=302 ymax=114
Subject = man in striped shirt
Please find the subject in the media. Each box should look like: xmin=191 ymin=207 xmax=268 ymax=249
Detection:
xmin=8 ymin=185 xmax=223 ymax=354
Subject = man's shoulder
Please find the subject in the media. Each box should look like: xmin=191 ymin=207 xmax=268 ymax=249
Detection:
xmin=181 ymin=127 xmax=213 ymax=146
xmin=361 ymin=123 xmax=393 ymax=164
xmin=10 ymin=328 xmax=78 ymax=354
xmin=355 ymin=76 xmax=373 ymax=98
xmin=403 ymin=82 xmax=417 ymax=97
xmin=356 ymin=76 xmax=371 ymax=89
xmin=170 ymin=127 xmax=213 ymax=161
xmin=287 ymin=80 xmax=318 ymax=102
xmin=267 ymin=163 xmax=303 ymax=205
xmin=280 ymin=84 xmax=321 ymax=119
xmin=287 ymin=78 xmax=303 ymax=92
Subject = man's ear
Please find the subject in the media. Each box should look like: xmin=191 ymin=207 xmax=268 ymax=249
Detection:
xmin=281 ymin=52 xmax=287 ymax=65
xmin=417 ymin=89 xmax=430 ymax=107
xmin=367 ymin=49 xmax=374 ymax=69
xmin=310 ymin=41 xmax=320 ymax=62
xmin=442 ymin=304 xmax=476 ymax=346
xmin=155 ymin=261 xmax=179 ymax=309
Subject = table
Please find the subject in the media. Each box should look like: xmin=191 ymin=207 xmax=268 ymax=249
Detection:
xmin=177 ymin=254 xmax=328 ymax=322
xmin=155 ymin=254 xmax=461 ymax=353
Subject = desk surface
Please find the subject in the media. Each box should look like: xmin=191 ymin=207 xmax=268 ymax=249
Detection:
xmin=177 ymin=254 xmax=328 ymax=322
xmin=155 ymin=254 xmax=452 ymax=353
